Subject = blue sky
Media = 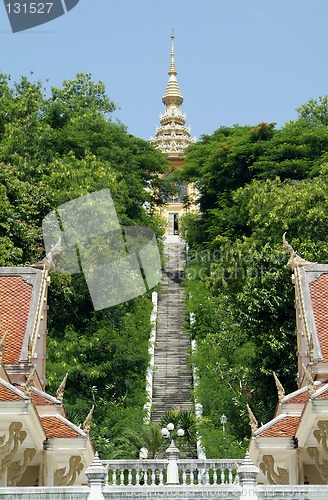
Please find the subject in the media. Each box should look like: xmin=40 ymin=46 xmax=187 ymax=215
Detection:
xmin=1 ymin=0 xmax=328 ymax=141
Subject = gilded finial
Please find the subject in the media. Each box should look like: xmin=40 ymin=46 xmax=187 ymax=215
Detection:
xmin=169 ymin=28 xmax=176 ymax=75
xmin=27 ymin=336 xmax=33 ymax=363
xmin=273 ymin=372 xmax=285 ymax=402
xmin=56 ymin=372 xmax=69 ymax=403
xmin=0 ymin=331 xmax=8 ymax=364
xmin=247 ymin=403 xmax=258 ymax=434
xmin=32 ymin=236 xmax=62 ymax=271
xmin=83 ymin=405 xmax=95 ymax=435
xmin=24 ymin=365 xmax=37 ymax=397
xmin=282 ymin=233 xmax=313 ymax=270
xmin=302 ymin=364 xmax=316 ymax=396
xmin=308 ymin=335 xmax=314 ymax=363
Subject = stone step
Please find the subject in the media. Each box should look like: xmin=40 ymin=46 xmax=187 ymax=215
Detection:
xmin=151 ymin=239 xmax=194 ymax=424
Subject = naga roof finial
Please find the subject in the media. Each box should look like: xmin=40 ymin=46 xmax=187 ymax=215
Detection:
xmin=302 ymin=364 xmax=316 ymax=396
xmin=83 ymin=405 xmax=95 ymax=435
xmin=0 ymin=331 xmax=8 ymax=364
xmin=273 ymin=372 xmax=285 ymax=402
xmin=24 ymin=365 xmax=37 ymax=397
xmin=282 ymin=233 xmax=313 ymax=270
xmin=56 ymin=372 xmax=69 ymax=403
xmin=247 ymin=403 xmax=258 ymax=434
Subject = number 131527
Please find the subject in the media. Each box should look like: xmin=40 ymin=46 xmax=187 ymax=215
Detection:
xmin=6 ymin=3 xmax=54 ymax=14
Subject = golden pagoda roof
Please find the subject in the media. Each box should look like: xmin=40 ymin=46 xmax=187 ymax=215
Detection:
xmin=162 ymin=30 xmax=184 ymax=106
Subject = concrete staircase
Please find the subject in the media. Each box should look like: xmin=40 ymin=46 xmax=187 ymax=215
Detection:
xmin=151 ymin=236 xmax=193 ymax=422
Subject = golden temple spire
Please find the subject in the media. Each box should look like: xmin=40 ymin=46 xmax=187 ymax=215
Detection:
xmin=169 ymin=29 xmax=177 ymax=75
xmin=162 ymin=28 xmax=183 ymax=106
xmin=151 ymin=30 xmax=195 ymax=157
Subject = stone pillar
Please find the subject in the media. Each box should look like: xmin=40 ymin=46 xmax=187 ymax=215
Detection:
xmin=42 ymin=446 xmax=56 ymax=486
xmin=166 ymin=440 xmax=180 ymax=485
xmin=85 ymin=452 xmax=107 ymax=500
xmin=237 ymin=451 xmax=259 ymax=500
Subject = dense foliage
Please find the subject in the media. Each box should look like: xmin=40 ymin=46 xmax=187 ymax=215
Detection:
xmin=4 ymin=69 xmax=328 ymax=460
xmin=0 ymin=72 xmax=169 ymax=457
xmin=178 ymin=108 xmax=328 ymax=457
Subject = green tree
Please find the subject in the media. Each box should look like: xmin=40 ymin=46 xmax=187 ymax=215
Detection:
xmin=296 ymin=95 xmax=328 ymax=126
xmin=160 ymin=409 xmax=199 ymax=457
xmin=114 ymin=422 xmax=167 ymax=459
xmin=179 ymin=100 xmax=328 ymax=455
xmin=0 ymin=72 xmax=168 ymax=458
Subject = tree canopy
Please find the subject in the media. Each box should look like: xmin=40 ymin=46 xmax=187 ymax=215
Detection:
xmin=178 ymin=99 xmax=328 ymax=456
xmin=0 ymin=72 xmax=168 ymax=457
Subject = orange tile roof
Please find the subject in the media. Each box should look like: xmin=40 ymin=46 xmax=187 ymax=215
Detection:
xmin=0 ymin=384 xmax=25 ymax=402
xmin=314 ymin=392 xmax=328 ymax=400
xmin=40 ymin=416 xmax=82 ymax=439
xmin=313 ymin=385 xmax=328 ymax=400
xmin=0 ymin=276 xmax=32 ymax=363
xmin=283 ymin=390 xmax=310 ymax=404
xmin=12 ymin=384 xmax=62 ymax=410
xmin=30 ymin=391 xmax=58 ymax=406
xmin=310 ymin=274 xmax=328 ymax=361
xmin=282 ymin=383 xmax=323 ymax=404
xmin=13 ymin=383 xmax=61 ymax=407
xmin=259 ymin=416 xmax=301 ymax=438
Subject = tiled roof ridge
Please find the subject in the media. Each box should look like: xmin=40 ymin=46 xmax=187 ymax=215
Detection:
xmin=0 ymin=378 xmax=30 ymax=401
xmin=295 ymin=266 xmax=311 ymax=347
xmin=281 ymin=381 xmax=321 ymax=403
xmin=308 ymin=272 xmax=328 ymax=361
xmin=311 ymin=382 xmax=328 ymax=399
xmin=257 ymin=415 xmax=301 ymax=438
xmin=254 ymin=413 xmax=302 ymax=438
xmin=14 ymin=382 xmax=63 ymax=406
xmin=44 ymin=414 xmax=87 ymax=438
xmin=254 ymin=413 xmax=289 ymax=436
xmin=28 ymin=268 xmax=48 ymax=363
xmin=30 ymin=385 xmax=62 ymax=405
xmin=0 ymin=266 xmax=44 ymax=275
xmin=0 ymin=275 xmax=33 ymax=364
xmin=254 ymin=413 xmax=302 ymax=437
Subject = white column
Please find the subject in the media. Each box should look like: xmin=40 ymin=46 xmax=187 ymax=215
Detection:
xmin=237 ymin=451 xmax=259 ymax=500
xmin=166 ymin=440 xmax=180 ymax=485
xmin=85 ymin=453 xmax=107 ymax=500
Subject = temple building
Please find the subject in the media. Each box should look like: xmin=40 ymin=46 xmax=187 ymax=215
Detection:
xmin=0 ymin=266 xmax=94 ymax=487
xmin=249 ymin=236 xmax=328 ymax=485
xmin=151 ymin=30 xmax=196 ymax=236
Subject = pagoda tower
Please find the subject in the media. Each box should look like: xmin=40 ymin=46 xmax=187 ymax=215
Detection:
xmin=151 ymin=30 xmax=196 ymax=235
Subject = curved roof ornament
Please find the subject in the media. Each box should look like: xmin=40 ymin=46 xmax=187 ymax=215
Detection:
xmin=282 ymin=233 xmax=313 ymax=270
xmin=302 ymin=363 xmax=316 ymax=396
xmin=273 ymin=372 xmax=285 ymax=402
xmin=56 ymin=372 xmax=69 ymax=403
xmin=247 ymin=403 xmax=259 ymax=435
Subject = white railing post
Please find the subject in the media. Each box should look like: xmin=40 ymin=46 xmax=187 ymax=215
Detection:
xmin=143 ymin=291 xmax=158 ymax=423
xmin=237 ymin=451 xmax=259 ymax=500
xmin=166 ymin=440 xmax=180 ymax=485
xmin=85 ymin=453 xmax=107 ymax=500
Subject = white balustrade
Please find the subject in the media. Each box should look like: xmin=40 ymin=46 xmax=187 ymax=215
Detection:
xmin=102 ymin=460 xmax=168 ymax=486
xmin=102 ymin=459 xmax=242 ymax=487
